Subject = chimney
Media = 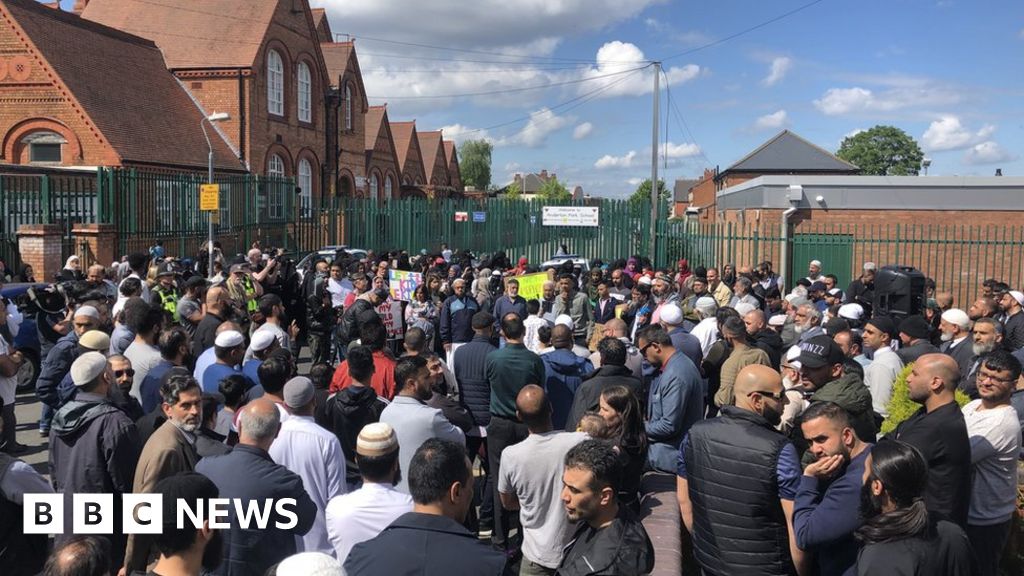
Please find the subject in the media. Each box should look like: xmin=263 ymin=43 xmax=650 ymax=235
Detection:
xmin=540 ymin=169 xmax=548 ymax=179
xmin=995 ymin=168 xmax=1003 ymax=177
xmin=72 ymin=0 xmax=89 ymax=14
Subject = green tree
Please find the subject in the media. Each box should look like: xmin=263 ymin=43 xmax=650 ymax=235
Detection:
xmin=537 ymin=177 xmax=570 ymax=202
xmin=504 ymin=181 xmax=521 ymax=199
xmin=458 ymin=139 xmax=493 ymax=190
xmin=836 ymin=125 xmax=924 ymax=176
xmin=628 ymin=178 xmax=670 ymax=208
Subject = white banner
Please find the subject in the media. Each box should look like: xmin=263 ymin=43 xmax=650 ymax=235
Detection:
xmin=541 ymin=206 xmax=599 ymax=227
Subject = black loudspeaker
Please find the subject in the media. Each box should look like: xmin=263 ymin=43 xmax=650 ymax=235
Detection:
xmin=873 ymin=265 xmax=926 ymax=319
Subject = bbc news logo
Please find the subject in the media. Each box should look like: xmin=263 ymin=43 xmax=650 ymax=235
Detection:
xmin=23 ymin=494 xmax=300 ymax=534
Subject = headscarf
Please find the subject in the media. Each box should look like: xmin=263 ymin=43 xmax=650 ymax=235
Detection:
xmin=64 ymin=255 xmax=79 ymax=270
xmin=676 ymin=258 xmax=692 ymax=285
xmin=516 ymin=256 xmax=528 ymax=275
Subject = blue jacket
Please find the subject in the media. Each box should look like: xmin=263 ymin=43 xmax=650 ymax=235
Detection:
xmin=345 ymin=512 xmax=506 ymax=576
xmin=667 ymin=327 xmax=703 ymax=372
xmin=492 ymin=295 xmax=528 ymax=327
xmin=453 ymin=335 xmax=496 ymax=426
xmin=440 ymin=295 xmax=479 ymax=345
xmin=195 ymin=444 xmax=318 ymax=576
xmin=36 ymin=331 xmax=79 ymax=408
xmin=645 ymin=351 xmax=704 ymax=473
xmin=542 ymin=349 xmax=593 ymax=430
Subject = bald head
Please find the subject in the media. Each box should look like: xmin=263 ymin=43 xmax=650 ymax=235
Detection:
xmin=604 ymin=318 xmax=628 ymax=338
xmin=215 ymin=321 xmax=242 ymax=335
xmin=734 ymin=365 xmax=784 ymax=410
xmin=744 ymin=309 xmax=766 ymax=335
xmin=551 ymin=324 xmax=573 ymax=349
xmin=915 ymin=353 xmax=960 ymax=392
xmin=238 ymin=398 xmax=281 ymax=449
xmin=516 ymin=384 xmax=551 ymax=430
xmin=206 ymin=285 xmax=226 ymax=307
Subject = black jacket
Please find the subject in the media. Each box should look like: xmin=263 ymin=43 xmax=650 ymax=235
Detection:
xmin=855 ymin=518 xmax=972 ymax=576
xmin=752 ymin=329 xmax=784 ymax=369
xmin=565 ymin=364 xmax=642 ymax=432
xmin=557 ymin=505 xmax=655 ymax=576
xmin=326 ymin=386 xmax=389 ymax=486
xmin=453 ymin=336 xmax=496 ymax=426
xmin=897 ymin=340 xmax=941 ymax=365
xmin=339 ymin=297 xmax=378 ymax=344
xmin=428 ymin=391 xmax=474 ymax=432
xmin=192 ymin=311 xmax=225 ymax=358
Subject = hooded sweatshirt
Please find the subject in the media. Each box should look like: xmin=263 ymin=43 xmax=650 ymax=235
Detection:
xmin=542 ymin=349 xmax=594 ymax=430
xmin=326 ymin=385 xmax=389 ymax=485
xmin=810 ymin=371 xmax=877 ymax=444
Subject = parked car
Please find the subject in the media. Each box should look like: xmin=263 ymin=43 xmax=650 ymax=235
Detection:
xmin=1 ymin=283 xmax=46 ymax=392
xmin=539 ymin=255 xmax=591 ymax=274
xmin=296 ymin=246 xmax=368 ymax=280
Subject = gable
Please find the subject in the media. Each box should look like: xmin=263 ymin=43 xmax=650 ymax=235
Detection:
xmin=723 ymin=130 xmax=859 ymax=176
xmin=322 ymin=42 xmax=369 ymax=111
xmin=311 ymin=8 xmax=332 ymax=42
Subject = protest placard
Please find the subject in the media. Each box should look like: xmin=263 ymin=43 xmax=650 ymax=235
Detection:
xmin=388 ymin=269 xmax=422 ymax=301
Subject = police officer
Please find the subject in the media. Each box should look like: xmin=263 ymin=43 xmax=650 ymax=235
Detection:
xmin=151 ymin=262 xmax=180 ymax=323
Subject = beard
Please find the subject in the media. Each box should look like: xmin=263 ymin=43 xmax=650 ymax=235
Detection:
xmin=760 ymin=403 xmax=783 ymax=427
xmin=170 ymin=415 xmax=200 ymax=433
xmin=859 ymin=479 xmax=885 ymax=521
xmin=940 ymin=332 xmax=953 ymax=342
xmin=973 ymin=341 xmax=996 ymax=356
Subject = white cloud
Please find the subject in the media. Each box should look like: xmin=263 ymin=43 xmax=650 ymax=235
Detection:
xmin=762 ymin=57 xmax=792 ymax=87
xmin=573 ymin=122 xmax=594 ymax=140
xmin=581 ymin=41 xmax=700 ymax=97
xmin=504 ymin=161 xmax=521 ymax=172
xmin=813 ymin=83 xmax=963 ymax=116
xmin=493 ymin=108 xmax=572 ymax=148
xmin=595 ymin=150 xmax=638 ymax=169
xmin=921 ymin=115 xmax=995 ymax=151
xmin=627 ymin=177 xmax=644 ymax=186
xmin=662 ymin=141 xmax=701 ymax=159
xmin=753 ymin=110 xmax=789 ymax=131
xmin=439 ymin=123 xmax=489 ymax=145
xmin=964 ymin=141 xmax=1017 ymax=165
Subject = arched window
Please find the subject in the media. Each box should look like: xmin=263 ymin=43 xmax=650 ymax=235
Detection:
xmin=369 ymin=172 xmax=379 ymax=199
xmin=267 ymin=154 xmax=285 ymax=218
xmin=298 ymin=158 xmax=313 ymax=216
xmin=384 ymin=175 xmax=393 ymax=200
xmin=267 ymin=50 xmax=284 ymax=116
xmin=297 ymin=62 xmax=311 ymax=123
xmin=344 ymin=84 xmax=353 ymax=131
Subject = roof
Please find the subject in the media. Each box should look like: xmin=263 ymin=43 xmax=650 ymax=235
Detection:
xmin=673 ymin=178 xmax=697 ymax=202
xmin=720 ymin=130 xmax=860 ymax=178
xmin=390 ymin=121 xmax=418 ymax=172
xmin=3 ymin=0 xmax=240 ymax=169
xmin=365 ymin=106 xmax=387 ymax=151
xmin=321 ymin=41 xmax=368 ymax=109
xmin=443 ymin=141 xmax=457 ymax=166
xmin=311 ymin=7 xmax=332 ymax=42
xmin=418 ymin=130 xmax=446 ymax=183
xmin=82 ymin=0 xmax=278 ymax=69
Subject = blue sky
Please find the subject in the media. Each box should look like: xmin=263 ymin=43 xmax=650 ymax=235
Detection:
xmin=63 ymin=0 xmax=1024 ymax=198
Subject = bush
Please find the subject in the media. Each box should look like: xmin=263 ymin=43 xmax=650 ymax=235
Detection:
xmin=880 ymin=363 xmax=970 ymax=436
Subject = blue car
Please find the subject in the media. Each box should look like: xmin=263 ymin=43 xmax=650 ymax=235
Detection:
xmin=1 ymin=282 xmax=46 ymax=392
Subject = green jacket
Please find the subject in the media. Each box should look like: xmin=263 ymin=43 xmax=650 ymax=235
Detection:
xmin=810 ymin=371 xmax=878 ymax=444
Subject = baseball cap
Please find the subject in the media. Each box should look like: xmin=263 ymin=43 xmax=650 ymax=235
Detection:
xmin=827 ymin=288 xmax=843 ymax=297
xmin=798 ymin=335 xmax=845 ymax=369
xmin=809 ymin=281 xmax=827 ymax=293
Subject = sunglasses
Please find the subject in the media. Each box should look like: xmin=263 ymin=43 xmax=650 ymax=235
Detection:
xmin=639 ymin=342 xmax=656 ymax=355
xmin=113 ymin=369 xmax=135 ymax=378
xmin=747 ymin=389 xmax=785 ymax=401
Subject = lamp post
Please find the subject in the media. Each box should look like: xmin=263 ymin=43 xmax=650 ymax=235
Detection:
xmin=200 ymin=112 xmax=230 ymax=280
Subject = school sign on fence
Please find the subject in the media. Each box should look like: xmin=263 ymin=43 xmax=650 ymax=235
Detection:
xmin=542 ymin=206 xmax=599 ymax=227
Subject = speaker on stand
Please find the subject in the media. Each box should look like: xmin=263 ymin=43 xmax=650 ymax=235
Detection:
xmin=872 ymin=265 xmax=926 ymax=320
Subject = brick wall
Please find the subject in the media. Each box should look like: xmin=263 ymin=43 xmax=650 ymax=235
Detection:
xmin=16 ymin=224 xmax=62 ymax=282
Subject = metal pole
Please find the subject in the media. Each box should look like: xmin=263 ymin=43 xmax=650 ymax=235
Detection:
xmin=649 ymin=62 xmax=660 ymax=262
xmin=201 ymin=118 xmax=215 ymax=281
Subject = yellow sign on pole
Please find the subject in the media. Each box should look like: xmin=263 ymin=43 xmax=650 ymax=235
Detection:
xmin=199 ymin=184 xmax=219 ymax=211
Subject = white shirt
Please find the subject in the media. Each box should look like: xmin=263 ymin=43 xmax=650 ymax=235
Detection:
xmin=325 ymin=482 xmax=412 ymax=564
xmin=690 ymin=317 xmax=720 ymax=358
xmin=523 ymin=315 xmax=548 ymax=354
xmin=962 ymin=400 xmax=1022 ymax=525
xmin=124 ymin=340 xmax=163 ymax=401
xmin=0 ymin=336 xmax=17 ymax=406
xmin=864 ymin=346 xmax=904 ymax=417
xmin=269 ymin=414 xmax=347 ymax=554
xmin=243 ymin=322 xmax=289 ymax=363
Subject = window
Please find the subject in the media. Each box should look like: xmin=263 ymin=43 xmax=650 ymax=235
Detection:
xmin=267 ymin=50 xmax=284 ymax=116
xmin=298 ymin=158 xmax=313 ymax=216
xmin=344 ymin=84 xmax=352 ymax=131
xmin=297 ymin=62 xmax=311 ymax=123
xmin=369 ymin=172 xmax=378 ymax=199
xmin=384 ymin=176 xmax=393 ymax=200
xmin=22 ymin=132 xmax=64 ymax=164
xmin=267 ymin=154 xmax=285 ymax=219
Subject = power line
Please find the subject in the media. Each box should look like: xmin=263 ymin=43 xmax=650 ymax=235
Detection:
xmin=663 ymin=73 xmax=713 ymax=166
xmin=368 ymin=65 xmax=648 ymax=100
xmin=349 ymin=34 xmax=645 ymax=64
xmin=661 ymin=0 xmax=827 ymax=61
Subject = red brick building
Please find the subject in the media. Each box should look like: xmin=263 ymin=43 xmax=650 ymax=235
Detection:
xmin=390 ymin=121 xmax=427 ymax=197
xmin=444 ymin=141 xmax=463 ymax=193
xmin=0 ymin=0 xmax=239 ymax=171
xmin=364 ymin=106 xmax=401 ymax=200
xmin=419 ymin=130 xmax=452 ymax=198
xmin=322 ymin=40 xmax=369 ymax=197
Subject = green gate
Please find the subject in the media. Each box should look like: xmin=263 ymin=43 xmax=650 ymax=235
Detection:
xmin=790 ymin=233 xmax=854 ymax=288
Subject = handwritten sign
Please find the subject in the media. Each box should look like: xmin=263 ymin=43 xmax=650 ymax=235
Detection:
xmin=515 ymin=272 xmax=549 ymax=302
xmin=376 ymin=299 xmax=405 ymax=339
xmin=388 ymin=270 xmax=422 ymax=301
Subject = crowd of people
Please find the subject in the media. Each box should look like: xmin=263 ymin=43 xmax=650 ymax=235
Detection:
xmin=0 ymin=245 xmax=1021 ymax=576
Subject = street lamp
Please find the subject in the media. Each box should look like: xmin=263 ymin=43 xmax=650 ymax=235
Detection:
xmin=200 ymin=112 xmax=230 ymax=280
xmin=922 ymin=157 xmax=931 ymax=176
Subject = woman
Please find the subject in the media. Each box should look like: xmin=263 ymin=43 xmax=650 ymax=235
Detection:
xmin=405 ymin=284 xmax=439 ymax=349
xmin=57 ymin=255 xmax=83 ymax=282
xmin=13 ymin=264 xmax=35 ymax=283
xmin=514 ymin=256 xmax=529 ymax=276
xmin=598 ymin=385 xmax=648 ymax=508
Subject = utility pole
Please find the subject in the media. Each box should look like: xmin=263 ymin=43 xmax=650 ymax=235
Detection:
xmin=649 ymin=62 xmax=661 ymax=261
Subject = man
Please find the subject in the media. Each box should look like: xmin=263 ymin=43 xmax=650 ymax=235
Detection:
xmin=968 ymin=296 xmax=999 ymax=321
xmin=269 ymin=377 xmax=346 ymax=554
xmin=380 ymin=356 xmax=465 ymax=494
xmin=793 ymin=401 xmax=872 ymax=576
xmin=123 ymin=303 xmax=164 ymax=401
xmin=939 ymin=308 xmax=974 ymax=378
xmin=553 ymin=273 xmax=594 ymax=346
xmin=108 ymin=354 xmax=143 ymax=421
xmin=124 ymin=372 xmax=203 ymax=574
xmin=49 ymin=352 xmax=141 ymax=566
xmin=999 ymin=289 xmax=1024 ymax=350
xmin=679 ymin=275 xmax=708 ymax=311
xmin=806 ymin=259 xmax=823 ymax=283
xmin=0 ymin=301 xmax=26 ymax=453
xmin=139 ymin=327 xmax=191 ymax=414
xmin=797 ymin=335 xmax=877 ymax=445
xmin=325 ymin=423 xmax=412 ymax=565
xmin=192 ymin=285 xmax=230 ymax=358
xmin=608 ymin=269 xmax=631 ymax=300
xmin=542 ymin=325 xmax=593 ymax=430
xmin=589 ymin=318 xmax=643 ymax=379
xmin=196 ymin=399 xmax=318 ymax=576
xmin=714 ymin=316 xmax=772 ymax=408
xmin=794 ymin=303 xmax=824 ymax=343
xmin=492 ymin=278 xmax=527 ymax=327
xmin=854 ymin=440 xmax=973 ymax=574
xmin=567 ymin=338 xmax=642 ymax=431
xmin=833 ymin=329 xmax=869 ymax=369
xmin=486 ymin=312 xmax=546 ymax=547
xmin=499 ymin=386 xmax=587 ymax=575
xmin=688 ymin=296 xmax=720 ymax=358
xmin=242 ymin=330 xmax=276 ymax=386
xmin=35 ymin=305 xmax=100 ymax=418
xmin=593 ymin=281 xmax=617 ymax=326
xmin=119 ymin=252 xmax=152 ymax=303
xmin=558 ymin=439 xmax=654 ymax=576
xmin=440 ymin=279 xmax=480 ymax=368
xmin=247 ymin=294 xmax=298 ymax=362
xmin=896 ymin=315 xmax=940 ymax=364
xmin=729 ymin=275 xmax=760 ymax=309
xmin=177 ymin=276 xmax=207 ymax=337
xmin=649 ymin=273 xmax=679 ymax=325
xmin=453 ymin=311 xmax=496 ymax=434
xmin=330 ymin=321 xmax=396 ymax=400
xmin=862 ymin=316 xmax=905 ymax=419
xmin=678 ymin=365 xmax=805 ymax=575
xmin=706 ymin=267 xmax=732 ymax=308
xmin=660 ymin=303 xmax=702 ymax=370
xmin=893 ymin=353 xmax=971 ymax=526
xmin=201 ymin=330 xmax=251 ymax=394
xmin=965 ymin=318 xmax=1004 ymax=397
xmin=325 ymin=346 xmax=389 ymax=489
xmin=0 ymin=395 xmax=53 ymax=573
xmin=844 ymin=262 xmax=876 ymax=307
xmin=638 ymin=325 xmax=704 ymax=473
xmin=346 ymin=439 xmax=506 ymax=575
xmin=147 ymin=473 xmax=224 ymax=576
xmin=746 ymin=309 xmax=783 ymax=368
xmin=307 ymin=272 xmax=338 ymax=365
xmin=962 ymin=349 xmax=1022 ymax=576
xmin=523 ymin=299 xmax=547 ymax=354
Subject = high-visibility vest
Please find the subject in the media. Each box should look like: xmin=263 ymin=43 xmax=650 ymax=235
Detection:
xmin=155 ymin=287 xmax=179 ymax=322
xmin=242 ymin=276 xmax=258 ymax=313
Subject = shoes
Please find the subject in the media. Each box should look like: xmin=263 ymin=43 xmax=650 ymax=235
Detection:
xmin=478 ymin=528 xmax=493 ymax=539
xmin=2 ymin=442 xmax=29 ymax=455
xmin=39 ymin=428 xmax=49 ymax=437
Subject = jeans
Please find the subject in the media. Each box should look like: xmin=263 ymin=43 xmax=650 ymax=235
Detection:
xmin=467 ymin=435 xmax=494 ymax=530
xmin=1 ymin=401 xmax=17 ymax=449
xmin=966 ymin=518 xmax=1013 ymax=576
xmin=487 ymin=415 xmax=529 ymax=547
xmin=308 ymin=334 xmax=332 ymax=366
xmin=520 ymin=559 xmax=557 ymax=576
